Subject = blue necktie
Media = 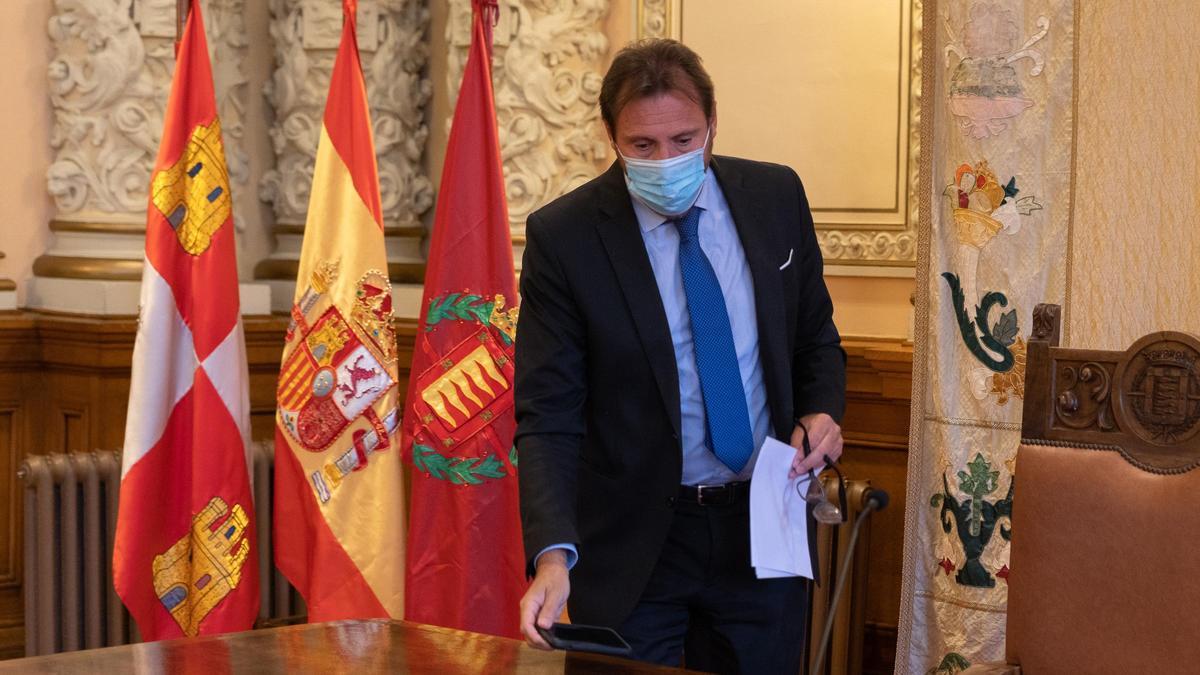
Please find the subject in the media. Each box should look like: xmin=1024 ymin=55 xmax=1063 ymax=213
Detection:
xmin=672 ymin=206 xmax=755 ymax=473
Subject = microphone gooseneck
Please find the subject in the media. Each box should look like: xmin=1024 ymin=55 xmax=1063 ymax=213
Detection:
xmin=810 ymin=488 xmax=889 ymax=674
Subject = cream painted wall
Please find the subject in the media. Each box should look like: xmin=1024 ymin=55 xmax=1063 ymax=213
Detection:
xmin=597 ymin=1 xmax=916 ymax=340
xmin=828 ymin=275 xmax=913 ymax=340
xmin=0 ymin=0 xmax=55 ymax=305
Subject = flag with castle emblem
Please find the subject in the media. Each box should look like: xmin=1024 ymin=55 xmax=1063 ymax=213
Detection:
xmin=273 ymin=0 xmax=405 ymax=620
xmin=402 ymin=0 xmax=524 ymax=638
xmin=113 ymin=1 xmax=259 ymax=640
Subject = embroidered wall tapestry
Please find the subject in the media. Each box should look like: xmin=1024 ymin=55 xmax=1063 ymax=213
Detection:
xmin=895 ymin=1 xmax=1076 ymax=672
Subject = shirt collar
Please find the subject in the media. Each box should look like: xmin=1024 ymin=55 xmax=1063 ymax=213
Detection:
xmin=630 ymin=169 xmax=719 ymax=234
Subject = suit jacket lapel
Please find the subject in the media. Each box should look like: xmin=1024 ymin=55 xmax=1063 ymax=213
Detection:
xmin=593 ymin=162 xmax=683 ymax=438
xmin=711 ymin=157 xmax=792 ymax=439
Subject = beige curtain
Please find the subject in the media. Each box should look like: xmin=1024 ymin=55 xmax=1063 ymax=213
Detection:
xmin=1068 ymin=1 xmax=1200 ymax=349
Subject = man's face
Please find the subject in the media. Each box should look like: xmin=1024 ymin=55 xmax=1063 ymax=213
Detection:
xmin=610 ymin=89 xmax=715 ymax=164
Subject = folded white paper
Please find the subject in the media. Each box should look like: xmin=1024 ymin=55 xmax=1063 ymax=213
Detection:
xmin=749 ymin=437 xmax=813 ymax=580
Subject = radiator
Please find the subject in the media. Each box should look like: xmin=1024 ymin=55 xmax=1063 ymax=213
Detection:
xmin=19 ymin=443 xmax=303 ymax=657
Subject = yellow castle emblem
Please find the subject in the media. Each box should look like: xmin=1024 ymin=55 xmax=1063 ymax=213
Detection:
xmin=150 ymin=119 xmax=233 ymax=256
xmin=152 ymin=497 xmax=251 ymax=637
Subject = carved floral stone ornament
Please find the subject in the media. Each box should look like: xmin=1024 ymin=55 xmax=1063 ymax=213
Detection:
xmin=46 ymin=0 xmax=249 ymax=224
xmin=448 ymin=0 xmax=611 ymax=235
xmin=263 ymin=0 xmax=433 ymax=229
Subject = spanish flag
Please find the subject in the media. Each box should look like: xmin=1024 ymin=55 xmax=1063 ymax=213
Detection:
xmin=273 ymin=0 xmax=404 ymax=620
xmin=114 ymin=1 xmax=259 ymax=640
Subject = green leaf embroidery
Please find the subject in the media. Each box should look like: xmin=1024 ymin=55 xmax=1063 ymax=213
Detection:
xmin=426 ymin=293 xmax=495 ymax=328
xmin=413 ymin=443 xmax=509 ymax=485
xmin=993 ymin=309 xmax=1018 ymax=347
xmin=958 ymin=453 xmax=1000 ymax=537
xmin=926 ymin=652 xmax=971 ymax=675
xmin=508 ymin=445 xmax=518 ymax=467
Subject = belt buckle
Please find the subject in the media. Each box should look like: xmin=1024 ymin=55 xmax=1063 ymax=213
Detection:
xmin=695 ymin=483 xmax=718 ymax=506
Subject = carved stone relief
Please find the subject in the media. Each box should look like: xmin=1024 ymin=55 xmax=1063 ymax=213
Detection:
xmin=447 ymin=0 xmax=612 ymax=235
xmin=261 ymin=0 xmax=433 ymax=229
xmin=47 ymin=0 xmax=166 ymax=220
xmin=636 ymin=0 xmax=669 ymax=40
xmin=204 ymin=0 xmax=252 ymax=232
xmin=46 ymin=0 xmax=251 ymax=230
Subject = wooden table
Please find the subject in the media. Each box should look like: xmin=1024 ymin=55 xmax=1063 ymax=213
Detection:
xmin=0 ymin=620 xmax=695 ymax=674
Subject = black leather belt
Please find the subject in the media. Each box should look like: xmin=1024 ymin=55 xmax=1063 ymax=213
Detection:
xmin=678 ymin=481 xmax=750 ymax=506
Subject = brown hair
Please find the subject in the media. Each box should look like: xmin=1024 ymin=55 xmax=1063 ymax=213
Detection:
xmin=600 ymin=39 xmax=715 ymax=135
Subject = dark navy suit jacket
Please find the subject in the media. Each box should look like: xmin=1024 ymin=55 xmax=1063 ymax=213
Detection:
xmin=514 ymin=156 xmax=847 ymax=628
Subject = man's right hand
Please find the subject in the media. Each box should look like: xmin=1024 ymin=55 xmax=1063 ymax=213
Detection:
xmin=519 ymin=549 xmax=571 ymax=650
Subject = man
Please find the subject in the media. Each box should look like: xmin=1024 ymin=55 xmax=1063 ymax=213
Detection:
xmin=515 ymin=39 xmax=846 ymax=673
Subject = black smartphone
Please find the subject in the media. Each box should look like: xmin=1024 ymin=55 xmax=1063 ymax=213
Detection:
xmin=535 ymin=622 xmax=633 ymax=657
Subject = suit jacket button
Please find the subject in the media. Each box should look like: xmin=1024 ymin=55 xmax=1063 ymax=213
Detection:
xmin=666 ymin=496 xmax=677 ymax=507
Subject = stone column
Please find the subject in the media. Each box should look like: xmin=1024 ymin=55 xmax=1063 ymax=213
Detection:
xmin=446 ymin=0 xmax=612 ymax=267
xmin=257 ymin=0 xmax=433 ymax=317
xmin=29 ymin=0 xmax=270 ymax=315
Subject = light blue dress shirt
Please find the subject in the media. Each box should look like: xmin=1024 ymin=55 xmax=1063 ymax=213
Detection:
xmin=535 ymin=170 xmax=772 ymax=570
xmin=631 ymin=170 xmax=771 ymax=486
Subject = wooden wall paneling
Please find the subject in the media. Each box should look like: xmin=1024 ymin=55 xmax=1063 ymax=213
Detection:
xmin=0 ymin=315 xmax=917 ymax=666
xmin=840 ymin=338 xmax=912 ymax=675
xmin=36 ymin=316 xmax=137 ymax=454
xmin=245 ymin=316 xmax=290 ymax=442
xmin=0 ymin=312 xmax=425 ymax=658
xmin=0 ymin=316 xmax=38 ymax=658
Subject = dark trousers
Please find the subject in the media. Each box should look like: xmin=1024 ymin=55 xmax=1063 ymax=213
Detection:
xmin=617 ymin=497 xmax=809 ymax=674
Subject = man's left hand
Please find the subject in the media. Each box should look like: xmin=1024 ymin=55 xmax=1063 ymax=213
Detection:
xmin=789 ymin=412 xmax=843 ymax=478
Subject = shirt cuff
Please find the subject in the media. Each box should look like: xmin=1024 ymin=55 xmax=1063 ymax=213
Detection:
xmin=535 ymin=543 xmax=578 ymax=570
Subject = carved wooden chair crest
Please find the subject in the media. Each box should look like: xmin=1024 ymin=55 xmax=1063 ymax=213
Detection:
xmin=967 ymin=303 xmax=1200 ymax=673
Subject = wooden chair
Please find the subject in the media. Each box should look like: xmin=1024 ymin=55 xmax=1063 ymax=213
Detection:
xmin=963 ymin=304 xmax=1200 ymax=673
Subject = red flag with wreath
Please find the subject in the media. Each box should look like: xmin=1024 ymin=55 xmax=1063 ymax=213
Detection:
xmin=402 ymin=0 xmax=524 ymax=638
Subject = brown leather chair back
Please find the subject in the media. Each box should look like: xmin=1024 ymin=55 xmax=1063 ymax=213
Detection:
xmin=1006 ymin=305 xmax=1200 ymax=673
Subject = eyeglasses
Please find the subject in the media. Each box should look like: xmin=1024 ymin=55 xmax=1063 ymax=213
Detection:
xmin=793 ymin=429 xmax=848 ymax=525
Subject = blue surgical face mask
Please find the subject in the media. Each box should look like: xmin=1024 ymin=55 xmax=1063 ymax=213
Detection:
xmin=619 ymin=128 xmax=711 ymax=217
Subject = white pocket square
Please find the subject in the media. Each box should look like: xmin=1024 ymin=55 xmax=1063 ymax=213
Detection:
xmin=778 ymin=248 xmax=794 ymax=271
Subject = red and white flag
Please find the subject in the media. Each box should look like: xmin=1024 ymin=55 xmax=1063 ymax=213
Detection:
xmin=113 ymin=1 xmax=259 ymax=640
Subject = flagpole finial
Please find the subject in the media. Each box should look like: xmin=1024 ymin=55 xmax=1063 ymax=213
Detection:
xmin=473 ymin=0 xmax=500 ymax=56
xmin=175 ymin=0 xmax=193 ymax=46
xmin=473 ymin=0 xmax=500 ymax=26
